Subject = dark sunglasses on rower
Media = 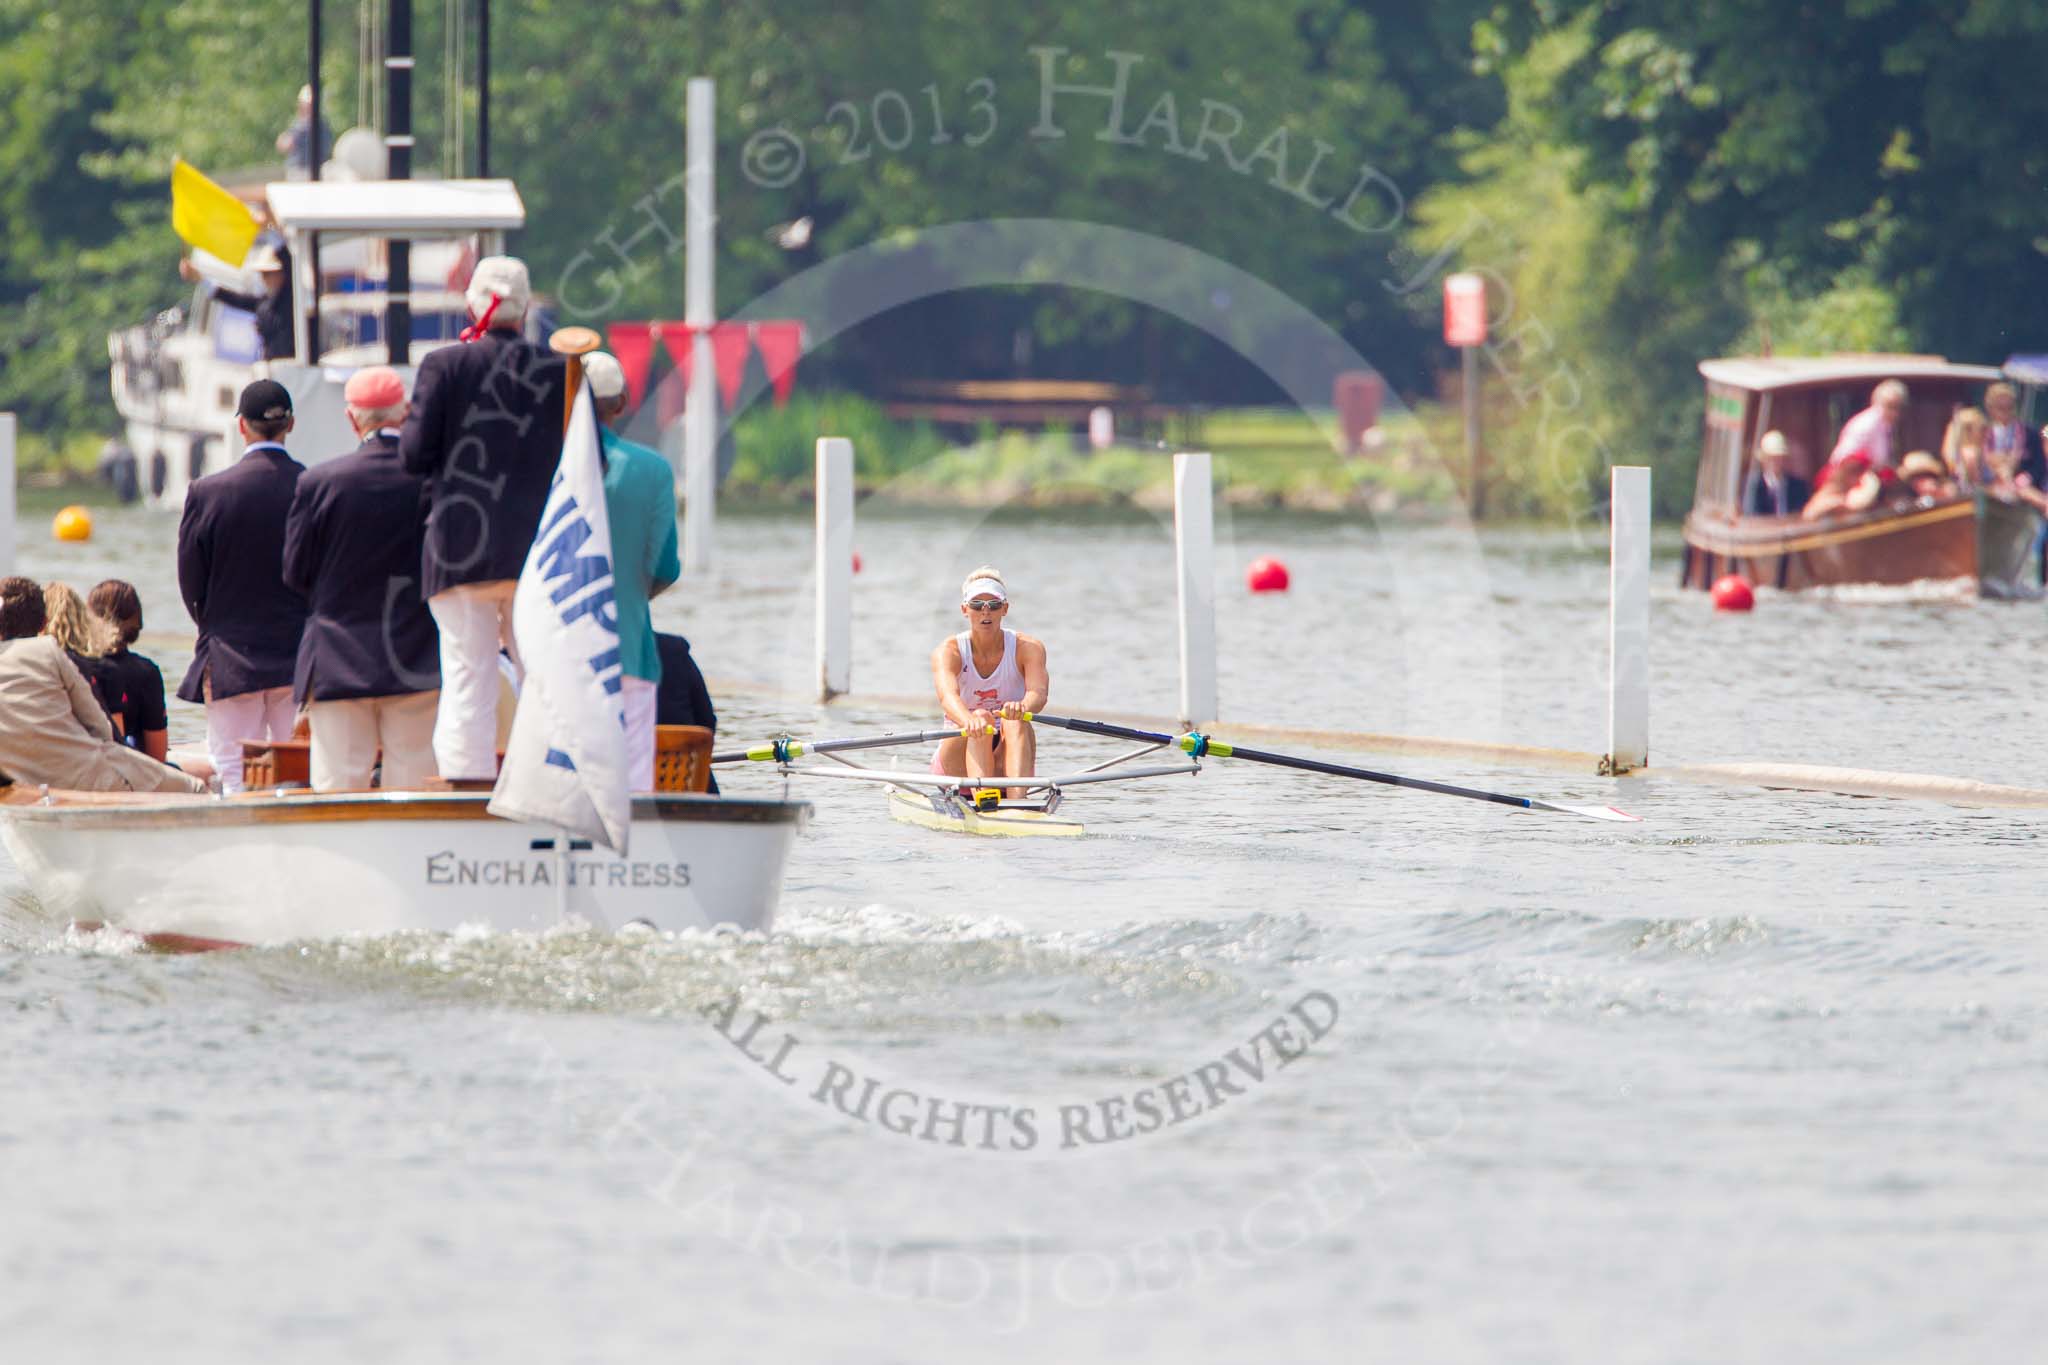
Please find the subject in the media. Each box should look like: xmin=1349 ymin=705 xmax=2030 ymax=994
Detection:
xmin=965 ymin=598 xmax=1005 ymax=611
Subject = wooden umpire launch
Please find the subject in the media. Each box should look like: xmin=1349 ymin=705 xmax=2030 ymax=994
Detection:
xmin=1678 ymin=354 xmax=2042 ymax=596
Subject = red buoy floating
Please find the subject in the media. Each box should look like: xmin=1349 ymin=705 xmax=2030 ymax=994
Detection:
xmin=1710 ymin=573 xmax=1755 ymax=613
xmin=852 ymin=550 xmax=863 ymax=574
xmin=1246 ymin=556 xmax=1290 ymax=593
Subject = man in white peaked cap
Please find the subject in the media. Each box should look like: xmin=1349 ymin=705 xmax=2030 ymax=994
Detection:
xmin=399 ymin=255 xmax=568 ymax=783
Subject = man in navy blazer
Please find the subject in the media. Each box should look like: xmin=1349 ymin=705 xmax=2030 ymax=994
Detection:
xmin=399 ymin=255 xmax=566 ymax=780
xmin=176 ymin=379 xmax=308 ymax=793
xmin=283 ymin=367 xmax=442 ymax=791
xmin=1741 ymin=429 xmax=1812 ymax=518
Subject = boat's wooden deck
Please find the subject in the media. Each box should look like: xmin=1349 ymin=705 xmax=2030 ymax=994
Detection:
xmin=0 ymin=784 xmax=214 ymax=808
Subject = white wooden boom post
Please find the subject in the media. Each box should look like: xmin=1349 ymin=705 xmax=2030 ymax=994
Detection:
xmin=0 ymin=413 xmax=16 ymax=575
xmin=1173 ymin=451 xmax=1219 ymax=729
xmin=1606 ymin=464 xmax=1651 ymax=774
xmin=682 ymin=76 xmax=716 ymax=573
xmin=815 ymin=437 xmax=853 ymax=701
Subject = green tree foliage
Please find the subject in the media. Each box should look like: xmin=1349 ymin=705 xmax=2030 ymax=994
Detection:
xmin=1478 ymin=0 xmax=2048 ymax=365
xmin=1406 ymin=2 xmax=2044 ymax=517
xmin=10 ymin=0 xmax=2040 ymax=525
xmin=0 ymin=0 xmax=1493 ymax=441
xmin=1408 ymin=18 xmax=1744 ymax=518
xmin=486 ymin=0 xmax=1485 ymax=397
xmin=0 ymin=0 xmax=311 ymax=437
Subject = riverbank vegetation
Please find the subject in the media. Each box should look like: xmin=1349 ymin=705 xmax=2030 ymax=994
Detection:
xmin=4 ymin=1 xmax=2041 ymax=521
xmin=722 ymin=397 xmax=1453 ymax=513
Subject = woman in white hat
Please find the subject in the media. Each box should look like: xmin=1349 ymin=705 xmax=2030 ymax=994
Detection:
xmin=928 ymin=566 xmax=1049 ymax=794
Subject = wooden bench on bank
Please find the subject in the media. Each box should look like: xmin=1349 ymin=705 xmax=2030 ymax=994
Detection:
xmin=885 ymin=379 xmax=1174 ymax=433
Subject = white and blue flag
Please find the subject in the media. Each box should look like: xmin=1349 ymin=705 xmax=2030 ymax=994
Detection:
xmin=488 ymin=379 xmax=632 ymax=853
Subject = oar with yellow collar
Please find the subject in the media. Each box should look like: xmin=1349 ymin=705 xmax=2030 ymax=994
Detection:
xmin=1019 ymin=713 xmax=1641 ymax=823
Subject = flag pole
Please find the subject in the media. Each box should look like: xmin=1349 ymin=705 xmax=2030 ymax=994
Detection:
xmin=548 ymin=324 xmax=601 ymax=431
xmin=545 ymin=325 xmax=601 ymax=923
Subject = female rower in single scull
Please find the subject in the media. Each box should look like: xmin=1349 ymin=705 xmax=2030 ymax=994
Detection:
xmin=928 ymin=567 xmax=1049 ymax=799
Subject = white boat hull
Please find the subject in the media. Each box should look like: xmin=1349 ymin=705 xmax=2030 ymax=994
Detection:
xmin=0 ymin=792 xmax=808 ymax=945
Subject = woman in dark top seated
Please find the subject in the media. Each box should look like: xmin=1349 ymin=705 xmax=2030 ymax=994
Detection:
xmin=655 ymin=632 xmax=718 ymax=795
xmin=88 ymin=579 xmax=172 ymax=763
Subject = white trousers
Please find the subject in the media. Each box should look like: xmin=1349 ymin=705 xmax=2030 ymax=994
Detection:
xmin=623 ymin=676 xmax=657 ymax=791
xmin=428 ymin=581 xmax=521 ymax=781
xmin=308 ymin=690 xmax=442 ymax=791
xmin=205 ymin=685 xmax=297 ymax=796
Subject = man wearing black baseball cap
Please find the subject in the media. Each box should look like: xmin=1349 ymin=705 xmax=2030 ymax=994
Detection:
xmin=175 ymin=379 xmax=310 ymax=793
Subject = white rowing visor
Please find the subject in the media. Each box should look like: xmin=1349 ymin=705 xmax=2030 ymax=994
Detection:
xmin=960 ymin=578 xmax=1007 ymax=604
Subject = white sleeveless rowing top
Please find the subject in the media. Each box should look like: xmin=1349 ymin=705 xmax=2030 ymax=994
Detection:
xmin=956 ymin=629 xmax=1025 ymax=708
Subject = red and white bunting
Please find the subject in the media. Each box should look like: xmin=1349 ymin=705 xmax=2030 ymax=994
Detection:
xmin=752 ymin=321 xmax=805 ymax=408
xmin=605 ymin=321 xmax=655 ymax=410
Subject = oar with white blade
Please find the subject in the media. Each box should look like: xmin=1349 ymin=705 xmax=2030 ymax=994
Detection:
xmin=1022 ymin=714 xmax=1641 ymax=823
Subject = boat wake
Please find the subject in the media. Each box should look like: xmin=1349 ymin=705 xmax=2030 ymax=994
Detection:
xmin=197 ymin=902 xmax=1311 ymax=1027
xmin=1804 ymin=576 xmax=1976 ymax=605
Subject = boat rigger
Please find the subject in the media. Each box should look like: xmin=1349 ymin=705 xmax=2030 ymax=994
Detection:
xmin=714 ymin=714 xmax=1643 ymax=835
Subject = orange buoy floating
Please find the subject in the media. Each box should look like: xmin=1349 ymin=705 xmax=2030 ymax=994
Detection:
xmin=1246 ymin=556 xmax=1290 ymax=593
xmin=1710 ymin=573 xmax=1755 ymax=612
xmin=52 ymin=505 xmax=93 ymax=542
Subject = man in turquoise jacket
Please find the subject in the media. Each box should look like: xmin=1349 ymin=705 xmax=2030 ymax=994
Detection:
xmin=582 ymin=352 xmax=682 ymax=790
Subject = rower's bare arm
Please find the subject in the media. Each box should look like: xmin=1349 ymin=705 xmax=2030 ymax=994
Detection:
xmin=1016 ymin=636 xmax=1048 ymax=715
xmin=932 ymin=639 xmax=972 ymax=728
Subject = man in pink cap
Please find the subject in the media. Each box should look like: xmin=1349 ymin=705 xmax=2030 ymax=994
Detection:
xmin=282 ymin=367 xmax=442 ymax=790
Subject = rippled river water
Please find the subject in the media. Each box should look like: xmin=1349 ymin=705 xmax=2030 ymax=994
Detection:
xmin=5 ymin=494 xmax=2045 ymax=1362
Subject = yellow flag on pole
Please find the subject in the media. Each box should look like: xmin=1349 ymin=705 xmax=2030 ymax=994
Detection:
xmin=169 ymin=157 xmax=260 ymax=266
